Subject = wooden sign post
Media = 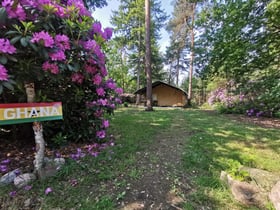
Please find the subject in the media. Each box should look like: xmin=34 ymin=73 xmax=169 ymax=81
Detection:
xmin=0 ymin=101 xmax=63 ymax=178
xmin=0 ymin=102 xmax=63 ymax=125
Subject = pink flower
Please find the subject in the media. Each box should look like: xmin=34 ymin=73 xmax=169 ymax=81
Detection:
xmin=24 ymin=185 xmax=32 ymax=191
xmin=102 ymin=27 xmax=113 ymax=40
xmin=0 ymin=165 xmax=7 ymax=172
xmin=83 ymin=40 xmax=98 ymax=51
xmin=84 ymin=64 xmax=97 ymax=74
xmin=55 ymin=34 xmax=70 ymax=50
xmin=45 ymin=187 xmax=52 ymax=195
xmin=94 ymin=109 xmax=103 ymax=117
xmin=54 ymin=4 xmax=67 ymax=18
xmin=69 ymin=179 xmax=78 ymax=187
xmin=71 ymin=73 xmax=84 ymax=84
xmin=97 ymin=99 xmax=108 ymax=106
xmin=0 ymin=64 xmax=8 ymax=81
xmin=96 ymin=87 xmax=105 ymax=96
xmin=115 ymin=88 xmax=123 ymax=95
xmin=96 ymin=130 xmax=106 ymax=139
xmin=92 ymin=22 xmax=102 ymax=34
xmin=91 ymin=151 xmax=99 ymax=157
xmin=49 ymin=50 xmax=66 ymax=61
xmin=0 ymin=39 xmax=16 ymax=54
xmin=19 ymin=0 xmax=38 ymax=7
xmin=9 ymin=191 xmax=16 ymax=197
xmin=67 ymin=0 xmax=91 ymax=16
xmin=100 ymin=66 xmax=107 ymax=77
xmin=2 ymin=0 xmax=26 ymax=20
xmin=31 ymin=31 xmax=54 ymax=48
xmin=92 ymin=74 xmax=102 ymax=85
xmin=42 ymin=61 xmax=59 ymax=74
xmin=102 ymin=119 xmax=109 ymax=128
xmin=106 ymin=79 xmax=116 ymax=90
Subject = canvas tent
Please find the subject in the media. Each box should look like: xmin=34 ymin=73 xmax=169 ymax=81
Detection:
xmin=134 ymin=81 xmax=187 ymax=107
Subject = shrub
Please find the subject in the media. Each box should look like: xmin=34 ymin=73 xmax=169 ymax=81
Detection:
xmin=0 ymin=0 xmax=122 ymax=143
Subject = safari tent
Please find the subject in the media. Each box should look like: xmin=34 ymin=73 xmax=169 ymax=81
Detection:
xmin=134 ymin=81 xmax=187 ymax=107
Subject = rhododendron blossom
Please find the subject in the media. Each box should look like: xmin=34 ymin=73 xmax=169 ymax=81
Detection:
xmin=84 ymin=64 xmax=97 ymax=74
xmin=49 ymin=50 xmax=66 ymax=61
xmin=96 ymin=87 xmax=105 ymax=96
xmin=71 ymin=73 xmax=84 ymax=84
xmin=2 ymin=0 xmax=26 ymax=20
xmin=31 ymin=31 xmax=54 ymax=48
xmin=102 ymin=119 xmax=109 ymax=128
xmin=0 ymin=65 xmax=8 ymax=81
xmin=91 ymin=22 xmax=102 ymax=35
xmin=42 ymin=61 xmax=59 ymax=74
xmin=96 ymin=130 xmax=106 ymax=139
xmin=115 ymin=88 xmax=123 ymax=95
xmin=0 ymin=39 xmax=16 ymax=54
xmin=55 ymin=34 xmax=70 ymax=50
xmin=106 ymin=79 xmax=117 ymax=90
xmin=93 ymin=74 xmax=102 ymax=85
xmin=102 ymin=27 xmax=113 ymax=40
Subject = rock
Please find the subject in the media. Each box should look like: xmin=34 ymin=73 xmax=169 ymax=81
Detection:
xmin=54 ymin=158 xmax=65 ymax=168
xmin=24 ymin=198 xmax=31 ymax=208
xmin=14 ymin=173 xmax=36 ymax=188
xmin=220 ymin=171 xmax=267 ymax=208
xmin=38 ymin=157 xmax=65 ymax=179
xmin=230 ymin=179 xmax=263 ymax=206
xmin=269 ymin=181 xmax=280 ymax=210
xmin=0 ymin=169 xmax=20 ymax=185
xmin=241 ymin=167 xmax=280 ymax=191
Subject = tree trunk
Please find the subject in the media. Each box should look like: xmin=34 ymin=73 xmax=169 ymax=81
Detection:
xmin=187 ymin=3 xmax=196 ymax=107
xmin=136 ymin=20 xmax=141 ymax=106
xmin=176 ymin=49 xmax=180 ymax=86
xmin=24 ymin=83 xmax=45 ymax=179
xmin=145 ymin=0 xmax=153 ymax=111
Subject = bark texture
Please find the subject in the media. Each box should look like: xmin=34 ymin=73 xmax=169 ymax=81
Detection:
xmin=25 ymin=83 xmax=45 ymax=178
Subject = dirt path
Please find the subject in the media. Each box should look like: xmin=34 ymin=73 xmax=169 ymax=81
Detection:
xmin=117 ymin=114 xmax=193 ymax=210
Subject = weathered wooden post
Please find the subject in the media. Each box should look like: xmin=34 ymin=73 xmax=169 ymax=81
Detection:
xmin=24 ymin=83 xmax=45 ymax=178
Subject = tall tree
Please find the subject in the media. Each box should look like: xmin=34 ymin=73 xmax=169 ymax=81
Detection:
xmin=111 ymin=0 xmax=167 ymax=92
xmin=167 ymin=0 xmax=202 ymax=106
xmin=145 ymin=0 xmax=153 ymax=111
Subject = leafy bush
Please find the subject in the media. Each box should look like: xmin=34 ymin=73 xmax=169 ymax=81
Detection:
xmin=0 ymin=0 xmax=122 ymax=143
xmin=207 ymin=75 xmax=280 ymax=117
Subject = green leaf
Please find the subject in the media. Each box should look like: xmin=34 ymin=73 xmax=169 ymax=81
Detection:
xmin=10 ymin=36 xmax=22 ymax=44
xmin=0 ymin=55 xmax=8 ymax=64
xmin=0 ymin=8 xmax=7 ymax=26
xmin=2 ymin=82 xmax=14 ymax=91
xmin=29 ymin=42 xmax=38 ymax=52
xmin=20 ymin=37 xmax=28 ymax=47
xmin=5 ymin=30 xmax=21 ymax=36
xmin=6 ymin=54 xmax=18 ymax=62
xmin=0 ymin=85 xmax=3 ymax=95
xmin=67 ymin=64 xmax=74 ymax=71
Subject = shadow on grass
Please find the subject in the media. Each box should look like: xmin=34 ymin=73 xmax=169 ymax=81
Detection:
xmin=180 ymin=110 xmax=280 ymax=209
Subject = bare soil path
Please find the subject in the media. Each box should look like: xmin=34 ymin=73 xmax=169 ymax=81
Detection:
xmin=115 ymin=113 xmax=193 ymax=210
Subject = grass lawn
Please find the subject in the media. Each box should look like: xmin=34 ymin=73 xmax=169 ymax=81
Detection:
xmin=0 ymin=107 xmax=279 ymax=209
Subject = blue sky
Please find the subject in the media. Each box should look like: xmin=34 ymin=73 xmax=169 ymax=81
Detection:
xmin=92 ymin=0 xmax=174 ymax=53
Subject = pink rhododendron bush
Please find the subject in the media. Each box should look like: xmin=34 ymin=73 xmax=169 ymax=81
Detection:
xmin=0 ymin=0 xmax=122 ymax=143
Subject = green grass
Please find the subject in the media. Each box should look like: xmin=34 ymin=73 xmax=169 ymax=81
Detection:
xmin=0 ymin=108 xmax=279 ymax=209
xmin=180 ymin=110 xmax=280 ymax=209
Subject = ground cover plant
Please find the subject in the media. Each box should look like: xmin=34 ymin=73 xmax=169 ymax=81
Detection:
xmin=0 ymin=108 xmax=280 ymax=209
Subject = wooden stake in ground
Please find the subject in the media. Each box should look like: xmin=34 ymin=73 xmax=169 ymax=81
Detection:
xmin=25 ymin=83 xmax=45 ymax=178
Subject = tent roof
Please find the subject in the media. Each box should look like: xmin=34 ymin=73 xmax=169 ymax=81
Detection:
xmin=134 ymin=81 xmax=187 ymax=96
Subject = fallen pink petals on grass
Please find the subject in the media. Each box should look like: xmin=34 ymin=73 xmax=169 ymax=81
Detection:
xmin=45 ymin=187 xmax=52 ymax=195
